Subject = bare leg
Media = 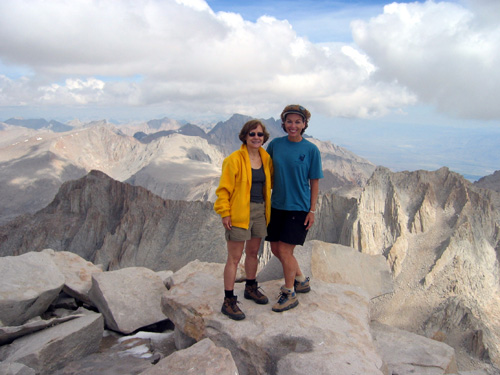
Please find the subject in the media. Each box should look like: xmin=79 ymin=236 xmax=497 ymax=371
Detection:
xmin=244 ymin=237 xmax=262 ymax=280
xmin=277 ymin=241 xmax=299 ymax=290
xmin=270 ymin=241 xmax=304 ymax=284
xmin=223 ymin=240 xmax=245 ymax=290
xmin=270 ymin=241 xmax=281 ymax=261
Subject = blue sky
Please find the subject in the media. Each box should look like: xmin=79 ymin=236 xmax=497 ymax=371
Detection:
xmin=0 ymin=0 xmax=499 ymax=178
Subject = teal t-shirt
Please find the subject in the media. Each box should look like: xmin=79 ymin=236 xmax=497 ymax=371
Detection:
xmin=267 ymin=136 xmax=323 ymax=212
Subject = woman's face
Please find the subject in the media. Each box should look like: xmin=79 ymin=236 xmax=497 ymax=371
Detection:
xmin=246 ymin=124 xmax=264 ymax=150
xmin=284 ymin=113 xmax=305 ymax=140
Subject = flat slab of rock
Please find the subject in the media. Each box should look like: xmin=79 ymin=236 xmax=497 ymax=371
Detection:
xmin=0 ymin=362 xmax=36 ymax=375
xmin=0 ymin=251 xmax=65 ymax=326
xmin=139 ymin=338 xmax=238 ymax=375
xmin=42 ymin=249 xmax=103 ymax=305
xmin=371 ymin=321 xmax=458 ymax=374
xmin=257 ymin=240 xmax=393 ymax=299
xmin=49 ymin=330 xmax=176 ymax=375
xmin=0 ymin=311 xmax=104 ymax=374
xmin=89 ymin=267 xmax=168 ymax=334
xmin=0 ymin=314 xmax=83 ymax=346
xmin=161 ymin=261 xmax=386 ymax=375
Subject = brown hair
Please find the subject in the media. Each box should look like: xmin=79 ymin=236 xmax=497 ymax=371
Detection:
xmin=280 ymin=104 xmax=311 ymax=135
xmin=239 ymin=119 xmax=270 ymax=145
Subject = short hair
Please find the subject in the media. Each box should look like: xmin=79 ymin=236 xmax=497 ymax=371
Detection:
xmin=239 ymin=119 xmax=270 ymax=145
xmin=280 ymin=104 xmax=311 ymax=135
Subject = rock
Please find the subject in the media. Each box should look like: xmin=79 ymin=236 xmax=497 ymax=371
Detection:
xmin=0 ymin=313 xmax=84 ymax=346
xmin=0 ymin=170 xmax=228 ymax=272
xmin=0 ymin=310 xmax=103 ymax=374
xmin=155 ymin=270 xmax=174 ymax=289
xmin=257 ymin=240 xmax=394 ymax=299
xmin=173 ymin=326 xmax=196 ymax=350
xmin=0 ymin=251 xmax=65 ymax=326
xmin=89 ymin=267 xmax=168 ymax=334
xmin=166 ymin=259 xmax=224 ymax=288
xmin=342 ymin=167 xmax=500 ymax=369
xmin=42 ymin=249 xmax=103 ymax=306
xmin=49 ymin=330 xmax=177 ymax=375
xmin=50 ymin=293 xmax=79 ymax=310
xmin=371 ymin=320 xmax=458 ymax=375
xmin=474 ymin=170 xmax=500 ymax=193
xmin=139 ymin=338 xmax=238 ymax=375
xmin=161 ymin=260 xmax=386 ymax=375
xmin=0 ymin=362 xmax=36 ymax=375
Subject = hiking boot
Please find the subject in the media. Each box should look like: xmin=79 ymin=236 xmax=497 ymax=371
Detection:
xmin=272 ymin=287 xmax=298 ymax=312
xmin=244 ymin=284 xmax=269 ymax=304
xmin=221 ymin=296 xmax=245 ymax=320
xmin=294 ymin=277 xmax=311 ymax=293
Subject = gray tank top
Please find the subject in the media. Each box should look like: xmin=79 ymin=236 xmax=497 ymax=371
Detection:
xmin=250 ymin=165 xmax=265 ymax=203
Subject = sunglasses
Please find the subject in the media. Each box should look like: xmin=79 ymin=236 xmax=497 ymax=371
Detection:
xmin=249 ymin=132 xmax=264 ymax=137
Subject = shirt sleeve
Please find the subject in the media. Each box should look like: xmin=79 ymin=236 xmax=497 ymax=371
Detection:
xmin=213 ymin=156 xmax=237 ymax=218
xmin=309 ymin=145 xmax=324 ymax=179
xmin=266 ymin=139 xmax=274 ymax=158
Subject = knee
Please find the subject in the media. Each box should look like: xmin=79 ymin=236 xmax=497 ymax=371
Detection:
xmin=245 ymin=247 xmax=259 ymax=259
xmin=270 ymin=245 xmax=281 ymax=259
xmin=226 ymin=254 xmax=242 ymax=266
xmin=271 ymin=250 xmax=282 ymax=261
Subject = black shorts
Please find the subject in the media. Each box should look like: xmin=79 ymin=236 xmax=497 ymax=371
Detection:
xmin=265 ymin=207 xmax=309 ymax=246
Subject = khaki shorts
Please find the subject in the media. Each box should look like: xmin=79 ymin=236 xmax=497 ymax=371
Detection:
xmin=225 ymin=202 xmax=267 ymax=242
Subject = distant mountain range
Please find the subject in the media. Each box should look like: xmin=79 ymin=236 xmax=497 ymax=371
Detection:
xmin=4 ymin=118 xmax=74 ymax=132
xmin=0 ymin=114 xmax=376 ymax=225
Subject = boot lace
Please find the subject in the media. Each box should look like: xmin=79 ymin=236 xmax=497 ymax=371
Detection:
xmin=276 ymin=291 xmax=288 ymax=304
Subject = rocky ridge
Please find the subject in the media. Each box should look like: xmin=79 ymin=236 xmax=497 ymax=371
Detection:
xmin=0 ymin=116 xmax=375 ymax=224
xmin=1 ymin=167 xmax=500 ymax=372
xmin=0 ymin=170 xmax=227 ymax=272
xmin=475 ymin=171 xmax=500 ymax=193
xmin=332 ymin=166 xmax=500 ymax=369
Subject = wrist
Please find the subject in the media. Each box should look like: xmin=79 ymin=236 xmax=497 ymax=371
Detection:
xmin=309 ymin=210 xmax=316 ymax=213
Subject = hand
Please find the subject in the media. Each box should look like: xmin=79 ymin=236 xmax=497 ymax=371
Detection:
xmin=304 ymin=212 xmax=315 ymax=230
xmin=222 ymin=216 xmax=232 ymax=230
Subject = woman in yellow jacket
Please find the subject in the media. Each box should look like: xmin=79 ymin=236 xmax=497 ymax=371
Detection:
xmin=214 ymin=119 xmax=273 ymax=320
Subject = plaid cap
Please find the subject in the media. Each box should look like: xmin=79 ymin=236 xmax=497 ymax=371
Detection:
xmin=280 ymin=104 xmax=311 ymax=122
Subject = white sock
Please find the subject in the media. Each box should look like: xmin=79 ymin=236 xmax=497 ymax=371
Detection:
xmin=281 ymin=286 xmax=294 ymax=294
xmin=295 ymin=274 xmax=306 ymax=282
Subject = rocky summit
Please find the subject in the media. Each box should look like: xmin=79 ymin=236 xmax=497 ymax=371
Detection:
xmin=2 ymin=246 xmax=485 ymax=375
xmin=0 ymin=165 xmax=500 ymax=373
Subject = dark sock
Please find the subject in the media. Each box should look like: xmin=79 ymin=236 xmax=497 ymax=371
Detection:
xmin=225 ymin=290 xmax=234 ymax=299
xmin=246 ymin=279 xmax=257 ymax=286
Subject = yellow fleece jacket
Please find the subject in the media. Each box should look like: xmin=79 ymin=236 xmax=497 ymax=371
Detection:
xmin=214 ymin=144 xmax=273 ymax=229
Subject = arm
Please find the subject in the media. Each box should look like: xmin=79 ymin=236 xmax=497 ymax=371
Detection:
xmin=304 ymin=178 xmax=319 ymax=230
xmin=214 ymin=157 xmax=237 ymax=230
xmin=222 ymin=216 xmax=232 ymax=230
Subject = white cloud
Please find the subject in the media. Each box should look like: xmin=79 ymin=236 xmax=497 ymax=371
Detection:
xmin=352 ymin=1 xmax=500 ymax=119
xmin=38 ymin=78 xmax=106 ymax=105
xmin=0 ymin=0 xmax=498 ymax=122
xmin=0 ymin=0 xmax=414 ymax=120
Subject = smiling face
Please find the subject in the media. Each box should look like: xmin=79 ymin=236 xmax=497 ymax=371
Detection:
xmin=283 ymin=113 xmax=306 ymax=141
xmin=246 ymin=124 xmax=264 ymax=150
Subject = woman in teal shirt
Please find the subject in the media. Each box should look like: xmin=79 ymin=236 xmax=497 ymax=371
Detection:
xmin=266 ymin=104 xmax=323 ymax=312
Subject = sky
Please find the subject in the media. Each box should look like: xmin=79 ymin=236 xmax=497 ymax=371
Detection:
xmin=0 ymin=0 xmax=499 ymax=179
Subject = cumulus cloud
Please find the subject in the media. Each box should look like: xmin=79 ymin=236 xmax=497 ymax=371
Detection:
xmin=0 ymin=0 xmax=414 ymax=120
xmin=0 ymin=0 xmax=498 ymax=121
xmin=352 ymin=0 xmax=500 ymax=119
